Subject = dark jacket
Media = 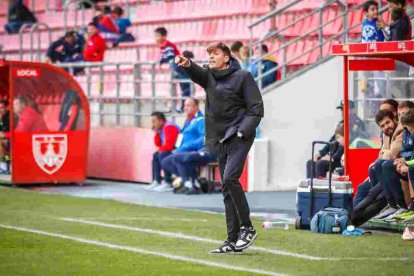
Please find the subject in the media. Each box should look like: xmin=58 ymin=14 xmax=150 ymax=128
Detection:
xmin=389 ymin=18 xmax=410 ymax=41
xmin=47 ymin=36 xmax=84 ymax=62
xmin=182 ymin=57 xmax=264 ymax=153
xmin=8 ymin=2 xmax=36 ymax=23
xmin=400 ymin=128 xmax=414 ymax=161
xmin=0 ymin=111 xmax=10 ymax=133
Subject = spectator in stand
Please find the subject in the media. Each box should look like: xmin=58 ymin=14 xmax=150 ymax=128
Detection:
xmin=383 ymin=7 xmax=408 ymax=41
xmin=378 ymin=0 xmax=412 ymax=41
xmin=0 ymin=100 xmax=10 ymax=174
xmin=230 ymin=41 xmax=243 ymax=63
xmin=240 ymin=46 xmax=253 ymax=72
xmin=13 ymin=95 xmax=48 ymax=132
xmin=172 ymin=148 xmax=217 ymax=195
xmin=5 ymin=0 xmax=36 ymax=34
xmin=251 ymin=44 xmax=278 ymax=88
xmin=154 ymin=27 xmax=190 ymax=113
xmin=93 ymin=5 xmax=119 ymax=44
xmin=154 ymin=98 xmax=205 ymax=192
xmin=110 ymin=6 xmax=135 ymax=47
xmin=361 ymin=1 xmax=385 ymax=42
xmin=46 ymin=31 xmax=84 ymax=64
xmin=145 ymin=111 xmax=180 ymax=191
xmin=83 ymin=23 xmax=106 ymax=62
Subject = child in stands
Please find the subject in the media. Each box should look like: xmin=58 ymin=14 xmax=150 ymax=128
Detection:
xmin=361 ymin=1 xmax=385 ymax=42
xmin=383 ymin=7 xmax=409 ymax=41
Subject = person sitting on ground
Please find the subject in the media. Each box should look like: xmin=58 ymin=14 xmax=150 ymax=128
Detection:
xmin=5 ymin=0 xmax=36 ymax=34
xmin=251 ymin=44 xmax=278 ymax=88
xmin=83 ymin=22 xmax=106 ymax=62
xmin=110 ymin=6 xmax=135 ymax=47
xmin=0 ymin=99 xmax=10 ymax=174
xmin=145 ymin=111 xmax=180 ymax=191
xmin=13 ymin=95 xmax=48 ymax=132
xmin=155 ymin=98 xmax=205 ymax=192
xmin=172 ymin=148 xmax=217 ymax=195
xmin=230 ymin=41 xmax=243 ymax=63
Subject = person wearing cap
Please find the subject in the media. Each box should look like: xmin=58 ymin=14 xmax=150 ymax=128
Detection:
xmin=46 ymin=31 xmax=85 ymax=65
xmin=175 ymin=42 xmax=264 ymax=253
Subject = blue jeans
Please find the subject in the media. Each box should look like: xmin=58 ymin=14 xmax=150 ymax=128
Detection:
xmin=5 ymin=21 xmax=33 ymax=34
xmin=173 ymin=151 xmax=217 ymax=183
xmin=353 ymin=179 xmax=372 ymax=207
xmin=378 ymin=160 xmax=407 ymax=208
xmin=152 ymin=151 xmax=172 ymax=183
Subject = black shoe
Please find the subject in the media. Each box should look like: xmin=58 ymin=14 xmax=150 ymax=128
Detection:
xmin=185 ymin=187 xmax=202 ymax=195
xmin=210 ymin=241 xmax=243 ymax=254
xmin=175 ymin=186 xmax=190 ymax=194
xmin=235 ymin=226 xmax=257 ymax=250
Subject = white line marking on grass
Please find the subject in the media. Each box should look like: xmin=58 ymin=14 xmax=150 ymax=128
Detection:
xmin=0 ymin=224 xmax=284 ymax=276
xmin=60 ymin=218 xmax=411 ymax=262
xmin=78 ymin=217 xmax=208 ymax=222
xmin=60 ymin=218 xmax=325 ymax=261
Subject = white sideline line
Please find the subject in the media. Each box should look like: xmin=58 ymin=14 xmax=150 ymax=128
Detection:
xmin=0 ymin=224 xmax=284 ymax=276
xmin=60 ymin=218 xmax=411 ymax=262
xmin=60 ymin=217 xmax=326 ymax=261
xmin=77 ymin=217 xmax=208 ymax=222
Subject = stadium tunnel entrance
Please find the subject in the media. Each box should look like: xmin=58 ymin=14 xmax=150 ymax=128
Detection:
xmin=333 ymin=41 xmax=414 ymax=194
xmin=0 ymin=59 xmax=90 ymax=185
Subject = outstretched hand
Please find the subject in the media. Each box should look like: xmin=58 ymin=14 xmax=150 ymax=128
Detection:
xmin=175 ymin=55 xmax=190 ymax=67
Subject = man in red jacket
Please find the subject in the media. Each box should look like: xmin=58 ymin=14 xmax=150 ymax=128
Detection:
xmin=145 ymin=111 xmax=180 ymax=191
xmin=13 ymin=96 xmax=48 ymax=132
xmin=83 ymin=22 xmax=106 ymax=62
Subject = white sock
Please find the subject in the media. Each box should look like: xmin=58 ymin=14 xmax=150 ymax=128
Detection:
xmin=184 ymin=180 xmax=192 ymax=189
xmin=193 ymin=179 xmax=200 ymax=188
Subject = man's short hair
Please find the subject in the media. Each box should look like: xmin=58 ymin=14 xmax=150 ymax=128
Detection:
xmin=387 ymin=0 xmax=406 ymax=7
xmin=182 ymin=50 xmax=194 ymax=59
xmin=206 ymin=42 xmax=231 ymax=57
xmin=186 ymin=97 xmax=199 ymax=107
xmin=88 ymin=22 xmax=98 ymax=29
xmin=381 ymin=99 xmax=399 ymax=112
xmin=155 ymin=27 xmax=168 ymax=37
xmin=363 ymin=1 xmax=378 ymax=13
xmin=111 ymin=6 xmax=124 ymax=16
xmin=230 ymin=41 xmax=243 ymax=53
xmin=64 ymin=31 xmax=75 ymax=38
xmin=375 ymin=109 xmax=396 ymax=125
xmin=400 ymin=109 xmax=414 ymax=125
xmin=261 ymin=44 xmax=269 ymax=54
xmin=398 ymin=100 xmax=414 ymax=110
xmin=151 ymin=111 xmax=166 ymax=121
xmin=391 ymin=7 xmax=405 ymax=21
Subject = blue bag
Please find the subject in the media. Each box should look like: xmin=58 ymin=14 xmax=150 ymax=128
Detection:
xmin=310 ymin=207 xmax=349 ymax=234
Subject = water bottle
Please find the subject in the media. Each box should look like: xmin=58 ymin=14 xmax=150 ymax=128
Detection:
xmin=261 ymin=221 xmax=289 ymax=230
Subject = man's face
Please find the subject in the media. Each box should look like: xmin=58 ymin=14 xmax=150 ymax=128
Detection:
xmin=365 ymin=5 xmax=379 ymax=20
xmin=155 ymin=33 xmax=165 ymax=45
xmin=398 ymin=106 xmax=411 ymax=118
xmin=184 ymin=99 xmax=198 ymax=117
xmin=379 ymin=117 xmax=397 ymax=137
xmin=151 ymin=116 xmax=163 ymax=130
xmin=87 ymin=25 xmax=97 ymax=37
xmin=65 ymin=35 xmax=75 ymax=45
xmin=0 ymin=103 xmax=6 ymax=117
xmin=208 ymin=48 xmax=229 ymax=70
xmin=13 ymin=99 xmax=23 ymax=115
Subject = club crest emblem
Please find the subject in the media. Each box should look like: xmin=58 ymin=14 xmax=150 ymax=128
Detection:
xmin=32 ymin=134 xmax=68 ymax=175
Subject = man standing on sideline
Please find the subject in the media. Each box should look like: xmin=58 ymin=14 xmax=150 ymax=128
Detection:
xmin=145 ymin=112 xmax=180 ymax=191
xmin=175 ymin=42 xmax=264 ymax=253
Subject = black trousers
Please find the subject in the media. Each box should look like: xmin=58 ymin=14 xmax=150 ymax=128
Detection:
xmin=306 ymin=159 xmax=339 ymax=178
xmin=218 ymin=135 xmax=254 ymax=243
xmin=351 ymin=184 xmax=387 ymax=227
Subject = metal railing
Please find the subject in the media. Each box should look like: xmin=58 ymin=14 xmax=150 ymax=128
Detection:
xmin=248 ymin=0 xmax=391 ymax=91
xmin=64 ymin=0 xmax=95 ymax=32
xmin=56 ymin=61 xmax=202 ymax=128
xmin=19 ymin=23 xmax=51 ymax=61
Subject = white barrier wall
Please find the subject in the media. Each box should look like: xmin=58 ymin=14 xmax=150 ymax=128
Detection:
xmin=259 ymin=57 xmax=344 ymax=191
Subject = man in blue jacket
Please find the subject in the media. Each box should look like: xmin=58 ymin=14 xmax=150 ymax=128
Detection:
xmin=155 ymin=98 xmax=205 ymax=192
